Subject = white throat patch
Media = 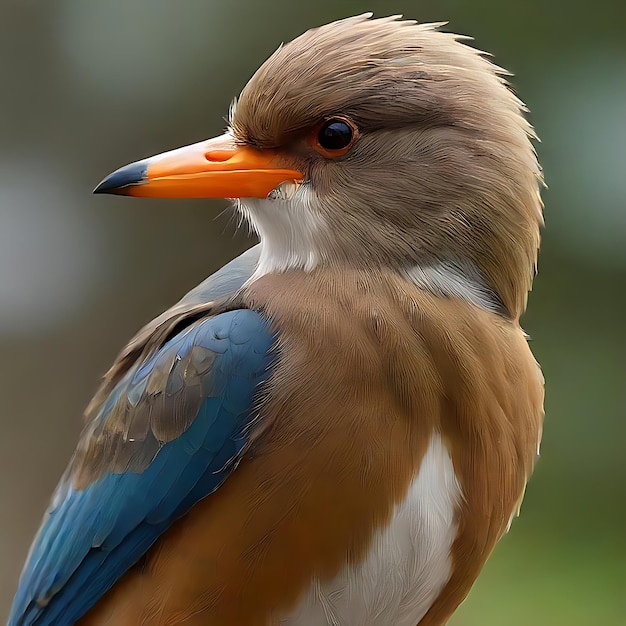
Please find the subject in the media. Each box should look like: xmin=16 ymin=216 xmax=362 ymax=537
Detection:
xmin=238 ymin=184 xmax=326 ymax=281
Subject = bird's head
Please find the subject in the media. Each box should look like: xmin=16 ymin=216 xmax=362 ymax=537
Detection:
xmin=95 ymin=14 xmax=543 ymax=319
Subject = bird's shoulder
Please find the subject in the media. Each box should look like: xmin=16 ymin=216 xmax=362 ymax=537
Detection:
xmin=9 ymin=299 xmax=273 ymax=625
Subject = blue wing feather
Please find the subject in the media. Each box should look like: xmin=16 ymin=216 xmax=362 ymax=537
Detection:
xmin=9 ymin=308 xmax=275 ymax=626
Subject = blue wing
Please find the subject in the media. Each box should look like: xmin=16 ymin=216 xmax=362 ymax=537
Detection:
xmin=177 ymin=244 xmax=260 ymax=308
xmin=9 ymin=307 xmax=275 ymax=626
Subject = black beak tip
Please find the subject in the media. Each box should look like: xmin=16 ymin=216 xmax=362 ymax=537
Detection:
xmin=93 ymin=160 xmax=148 ymax=195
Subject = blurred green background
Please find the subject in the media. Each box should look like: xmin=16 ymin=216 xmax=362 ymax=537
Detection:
xmin=0 ymin=1 xmax=624 ymax=624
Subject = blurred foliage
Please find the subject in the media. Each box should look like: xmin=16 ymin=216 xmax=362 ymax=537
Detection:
xmin=0 ymin=1 xmax=624 ymax=623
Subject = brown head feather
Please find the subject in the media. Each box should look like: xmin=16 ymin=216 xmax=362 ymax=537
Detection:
xmin=232 ymin=14 xmax=543 ymax=319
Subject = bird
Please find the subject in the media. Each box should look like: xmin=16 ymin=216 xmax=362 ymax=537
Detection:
xmin=9 ymin=13 xmax=544 ymax=626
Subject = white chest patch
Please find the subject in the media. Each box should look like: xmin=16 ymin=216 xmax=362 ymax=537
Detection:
xmin=281 ymin=433 xmax=462 ymax=626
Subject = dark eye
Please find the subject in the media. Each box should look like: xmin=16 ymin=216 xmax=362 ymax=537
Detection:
xmin=311 ymin=117 xmax=358 ymax=157
xmin=318 ymin=120 xmax=353 ymax=150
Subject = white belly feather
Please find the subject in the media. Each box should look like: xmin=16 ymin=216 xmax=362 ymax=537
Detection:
xmin=282 ymin=433 xmax=462 ymax=626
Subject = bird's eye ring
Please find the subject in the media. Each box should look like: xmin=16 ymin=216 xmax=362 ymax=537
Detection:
xmin=310 ymin=117 xmax=358 ymax=158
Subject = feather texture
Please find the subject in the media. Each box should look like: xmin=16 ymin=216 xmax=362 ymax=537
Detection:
xmin=78 ymin=269 xmax=542 ymax=625
xmin=9 ymin=310 xmax=275 ymax=626
xmin=10 ymin=13 xmax=545 ymax=626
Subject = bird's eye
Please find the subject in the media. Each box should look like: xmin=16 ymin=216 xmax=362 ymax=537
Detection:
xmin=318 ymin=120 xmax=353 ymax=150
xmin=311 ymin=117 xmax=357 ymax=157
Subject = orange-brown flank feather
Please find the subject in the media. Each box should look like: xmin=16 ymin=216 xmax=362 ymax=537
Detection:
xmin=81 ymin=269 xmax=543 ymax=625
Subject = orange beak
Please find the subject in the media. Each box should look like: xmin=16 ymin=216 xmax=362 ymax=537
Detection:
xmin=93 ymin=133 xmax=303 ymax=199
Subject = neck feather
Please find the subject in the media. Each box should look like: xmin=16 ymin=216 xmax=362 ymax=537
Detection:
xmin=238 ymin=187 xmax=325 ymax=281
xmin=239 ymin=188 xmax=518 ymax=317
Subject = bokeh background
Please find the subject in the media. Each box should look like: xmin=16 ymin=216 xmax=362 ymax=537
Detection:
xmin=1 ymin=1 xmax=624 ymax=623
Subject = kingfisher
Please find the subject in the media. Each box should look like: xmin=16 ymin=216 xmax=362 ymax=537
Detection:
xmin=9 ymin=14 xmax=544 ymax=626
